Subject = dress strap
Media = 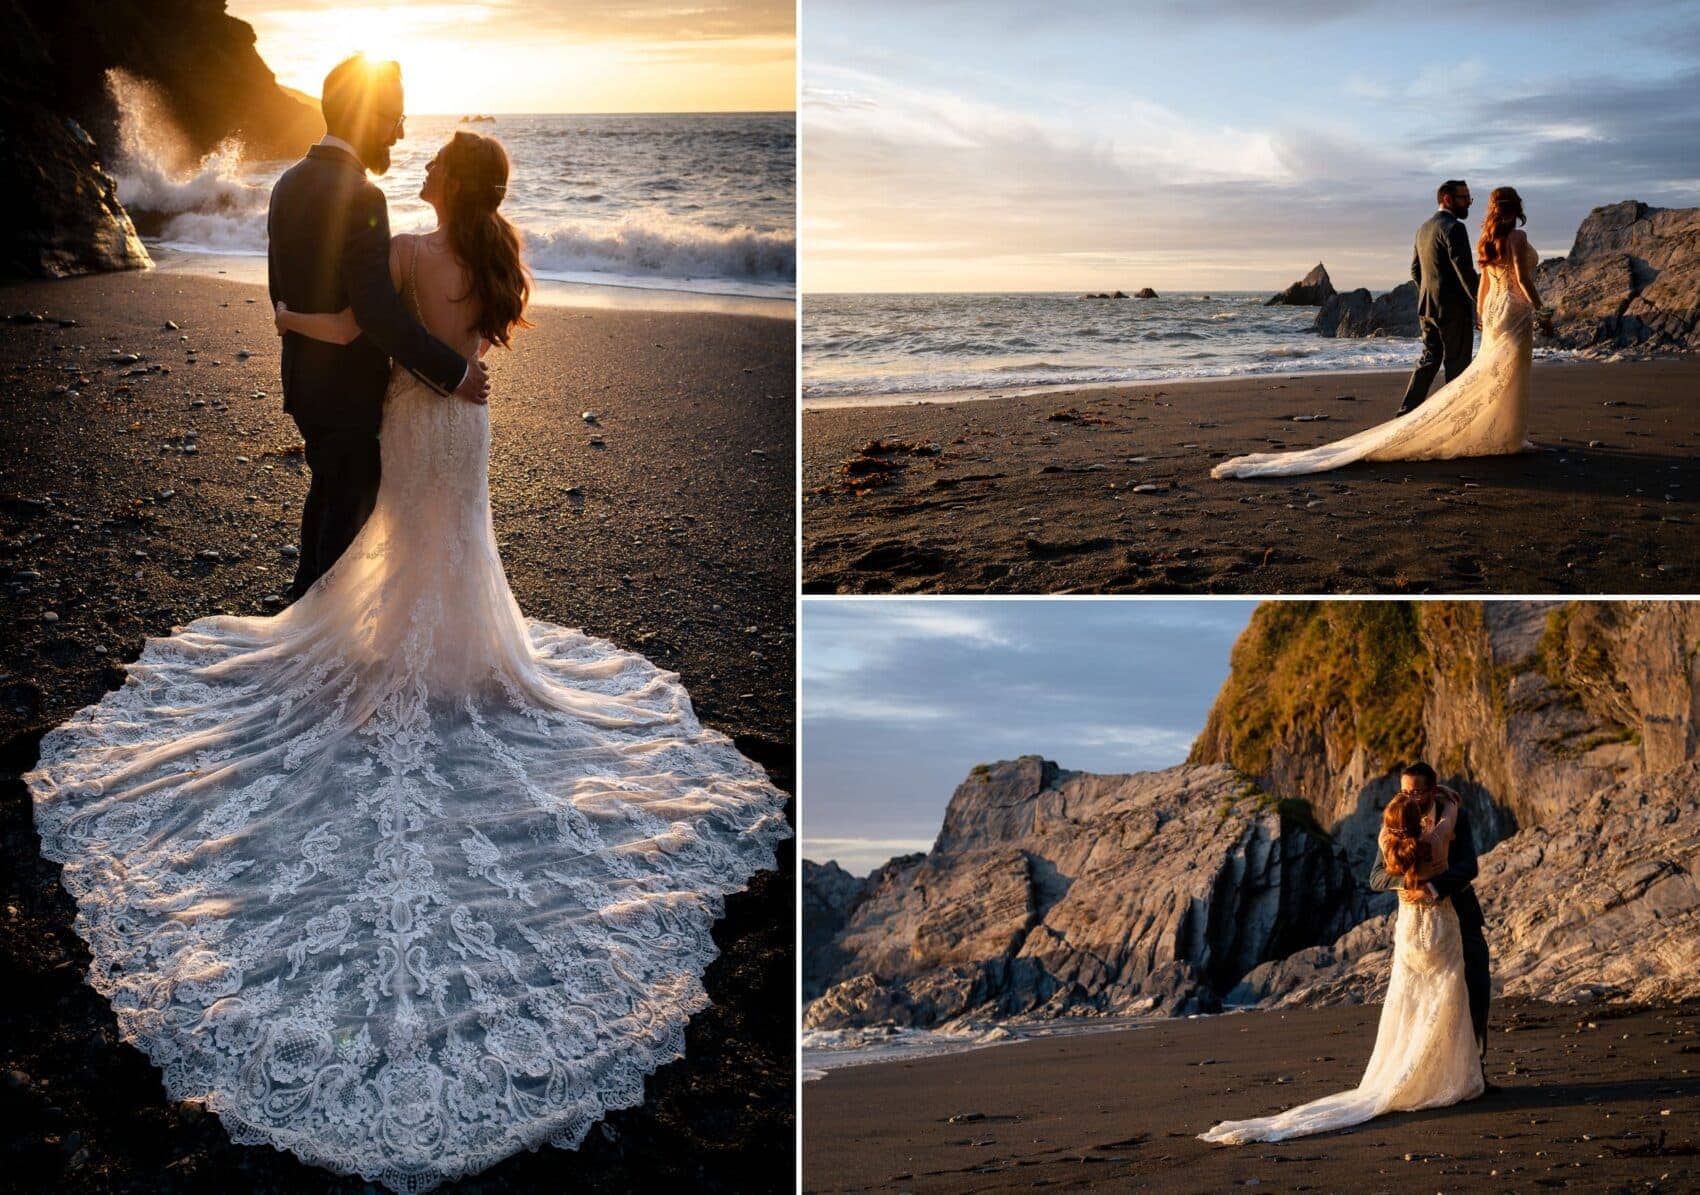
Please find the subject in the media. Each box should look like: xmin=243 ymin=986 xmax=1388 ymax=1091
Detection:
xmin=407 ymin=234 xmax=427 ymax=326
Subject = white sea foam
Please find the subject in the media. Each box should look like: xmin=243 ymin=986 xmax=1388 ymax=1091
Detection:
xmin=105 ymin=72 xmax=794 ymax=299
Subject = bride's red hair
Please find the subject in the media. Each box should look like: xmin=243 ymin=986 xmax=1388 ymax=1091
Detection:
xmin=439 ymin=131 xmax=533 ymax=348
xmin=1382 ymin=793 xmax=1430 ymax=889
xmin=1477 ymin=186 xmax=1526 ymax=268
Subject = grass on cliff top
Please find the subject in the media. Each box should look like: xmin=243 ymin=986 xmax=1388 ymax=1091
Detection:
xmin=1190 ymin=601 xmax=1428 ymax=777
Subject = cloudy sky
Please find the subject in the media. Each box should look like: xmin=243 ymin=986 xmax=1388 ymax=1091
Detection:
xmin=801 ymin=599 xmax=1253 ymax=873
xmin=802 ymin=0 xmax=1700 ymax=292
xmin=230 ymin=1 xmax=793 ymax=113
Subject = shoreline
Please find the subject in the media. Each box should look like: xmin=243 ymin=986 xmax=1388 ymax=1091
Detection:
xmin=145 ymin=245 xmax=796 ymax=319
xmin=803 ymin=999 xmax=1700 ymax=1193
xmin=802 ymin=358 xmax=1700 ymax=595
xmin=801 ymin=356 xmax=1605 ymax=410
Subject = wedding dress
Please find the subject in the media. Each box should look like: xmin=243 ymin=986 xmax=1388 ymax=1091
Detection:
xmin=1199 ymin=898 xmax=1484 ymax=1143
xmin=26 ymin=333 xmax=791 ymax=1188
xmin=1212 ymin=249 xmax=1537 ymax=478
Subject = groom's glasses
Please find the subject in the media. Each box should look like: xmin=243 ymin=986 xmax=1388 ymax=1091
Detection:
xmin=377 ymin=110 xmax=406 ymax=137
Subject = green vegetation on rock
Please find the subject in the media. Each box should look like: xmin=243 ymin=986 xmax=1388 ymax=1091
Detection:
xmin=1190 ymin=601 xmax=1428 ymax=776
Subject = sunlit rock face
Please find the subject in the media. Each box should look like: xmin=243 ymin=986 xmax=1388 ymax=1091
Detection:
xmin=804 ymin=602 xmax=1700 ymax=1027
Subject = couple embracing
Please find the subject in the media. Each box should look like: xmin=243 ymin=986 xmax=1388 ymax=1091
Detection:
xmin=26 ymin=52 xmax=789 ymax=1192
xmin=1203 ymin=763 xmax=1495 ymax=1143
xmin=1214 ymin=180 xmax=1555 ymax=478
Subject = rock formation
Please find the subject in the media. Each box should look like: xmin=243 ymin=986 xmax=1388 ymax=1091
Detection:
xmin=1135 ymin=287 xmax=1159 ymax=299
xmin=803 ymin=756 xmax=1370 ymax=1028
xmin=804 ymin=601 xmax=1700 ymax=1028
xmin=1266 ymin=263 xmax=1336 ymax=306
xmin=3 ymin=0 xmax=320 ymax=278
xmin=1537 ymin=201 xmax=1700 ymax=353
xmin=1313 ymin=281 xmax=1418 ymax=338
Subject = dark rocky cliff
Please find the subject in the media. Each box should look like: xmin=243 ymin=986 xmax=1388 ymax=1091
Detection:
xmin=804 ymin=601 xmax=1700 ymax=1027
xmin=3 ymin=0 xmax=319 ymax=278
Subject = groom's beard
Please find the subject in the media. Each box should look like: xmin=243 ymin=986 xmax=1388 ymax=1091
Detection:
xmin=361 ymin=142 xmax=393 ymax=175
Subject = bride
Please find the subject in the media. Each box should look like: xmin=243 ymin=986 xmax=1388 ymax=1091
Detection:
xmin=1199 ymin=785 xmax=1484 ymax=1144
xmin=1212 ymin=187 xmax=1549 ymax=479
xmin=26 ymin=130 xmax=790 ymax=1191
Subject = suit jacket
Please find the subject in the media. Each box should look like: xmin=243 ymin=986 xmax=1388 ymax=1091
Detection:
xmin=1410 ymin=211 xmax=1481 ymax=326
xmin=267 ymin=143 xmax=466 ymax=432
xmin=1369 ymin=787 xmax=1485 ymax=930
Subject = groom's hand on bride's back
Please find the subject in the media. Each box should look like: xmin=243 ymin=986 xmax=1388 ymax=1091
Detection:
xmin=453 ymin=356 xmax=491 ymax=405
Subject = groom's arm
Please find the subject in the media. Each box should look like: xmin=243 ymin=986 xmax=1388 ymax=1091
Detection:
xmin=343 ymin=186 xmax=468 ymax=396
xmin=1427 ymin=802 xmax=1479 ymax=903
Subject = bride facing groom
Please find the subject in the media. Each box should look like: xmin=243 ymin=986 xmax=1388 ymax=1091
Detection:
xmin=1202 ymin=763 xmax=1493 ymax=1144
xmin=1213 ymin=181 xmax=1555 ymax=479
xmin=26 ymin=52 xmax=789 ymax=1192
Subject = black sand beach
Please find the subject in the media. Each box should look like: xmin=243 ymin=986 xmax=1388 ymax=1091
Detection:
xmin=802 ymin=360 xmax=1700 ymax=594
xmin=803 ymin=1000 xmax=1700 ymax=1193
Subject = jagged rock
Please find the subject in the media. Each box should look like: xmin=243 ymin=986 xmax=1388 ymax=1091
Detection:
xmin=1266 ymin=263 xmax=1336 ymax=306
xmin=807 ymin=602 xmax=1700 ymax=1029
xmin=1538 ymin=201 xmax=1700 ymax=352
xmin=1313 ymin=282 xmax=1418 ymax=338
xmin=803 ymin=859 xmax=870 ymax=999
xmin=802 ymin=758 xmax=1365 ymax=1029
xmin=0 ymin=9 xmax=149 ymax=278
xmin=1134 ymin=287 xmax=1158 ymax=299
xmin=1 ymin=0 xmax=319 ymax=279
xmin=1251 ymin=764 xmax=1700 ymax=1009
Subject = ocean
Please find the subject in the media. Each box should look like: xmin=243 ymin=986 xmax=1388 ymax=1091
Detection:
xmin=113 ymin=100 xmax=795 ymax=306
xmin=803 ymin=291 xmax=1566 ymax=404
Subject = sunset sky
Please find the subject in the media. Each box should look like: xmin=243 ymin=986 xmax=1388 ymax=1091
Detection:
xmin=228 ymin=0 xmax=794 ymax=114
xmin=803 ymin=0 xmax=1700 ymax=292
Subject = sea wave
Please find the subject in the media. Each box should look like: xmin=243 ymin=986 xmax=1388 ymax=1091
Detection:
xmin=523 ymin=215 xmax=795 ymax=286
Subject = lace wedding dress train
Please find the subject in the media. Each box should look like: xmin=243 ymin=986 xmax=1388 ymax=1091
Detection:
xmin=26 ymin=368 xmax=791 ymax=1191
xmin=1199 ymin=900 xmax=1484 ymax=1144
xmin=1211 ymin=262 xmax=1535 ymax=478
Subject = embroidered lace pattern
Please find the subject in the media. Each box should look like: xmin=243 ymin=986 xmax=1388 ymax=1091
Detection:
xmin=1199 ymin=900 xmax=1484 ymax=1144
xmin=27 ymin=369 xmax=791 ymax=1191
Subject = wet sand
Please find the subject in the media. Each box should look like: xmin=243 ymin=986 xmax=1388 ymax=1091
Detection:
xmin=802 ymin=360 xmax=1700 ymax=594
xmin=0 ymin=269 xmax=795 ymax=1192
xmin=803 ymin=1000 xmax=1700 ymax=1193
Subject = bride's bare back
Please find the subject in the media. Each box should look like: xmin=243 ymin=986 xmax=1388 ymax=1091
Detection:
xmin=391 ymin=231 xmax=486 ymax=360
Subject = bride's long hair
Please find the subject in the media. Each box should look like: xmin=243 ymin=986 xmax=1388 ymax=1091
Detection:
xmin=1476 ymin=186 xmax=1526 ymax=269
xmin=1382 ymin=792 xmax=1432 ymax=890
xmin=439 ymin=131 xmax=532 ymax=348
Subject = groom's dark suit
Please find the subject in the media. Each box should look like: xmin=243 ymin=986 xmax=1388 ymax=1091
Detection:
xmin=1397 ymin=210 xmax=1481 ymax=413
xmin=1369 ymin=793 xmax=1491 ymax=1059
xmin=267 ymin=142 xmax=468 ymax=600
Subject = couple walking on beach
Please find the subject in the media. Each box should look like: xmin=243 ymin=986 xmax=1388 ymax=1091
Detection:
xmin=1213 ymin=180 xmax=1554 ymax=479
xmin=1202 ymin=763 xmax=1493 ymax=1143
xmin=25 ymin=52 xmax=787 ymax=1191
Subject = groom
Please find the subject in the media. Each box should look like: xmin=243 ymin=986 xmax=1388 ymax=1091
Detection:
xmin=1370 ymin=762 xmax=1493 ymax=1079
xmin=1397 ymin=180 xmax=1481 ymax=414
xmin=268 ymin=53 xmax=490 ymax=602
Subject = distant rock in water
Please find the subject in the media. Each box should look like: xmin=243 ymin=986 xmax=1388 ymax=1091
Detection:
xmin=1 ymin=0 xmax=320 ymax=279
xmin=1537 ymin=200 xmax=1700 ymax=353
xmin=1313 ymin=281 xmax=1418 ymax=338
xmin=1081 ymin=290 xmax=1129 ymax=299
xmin=1135 ymin=287 xmax=1159 ymax=299
xmin=804 ymin=602 xmax=1700 ymax=1029
xmin=1266 ymin=263 xmax=1336 ymax=306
